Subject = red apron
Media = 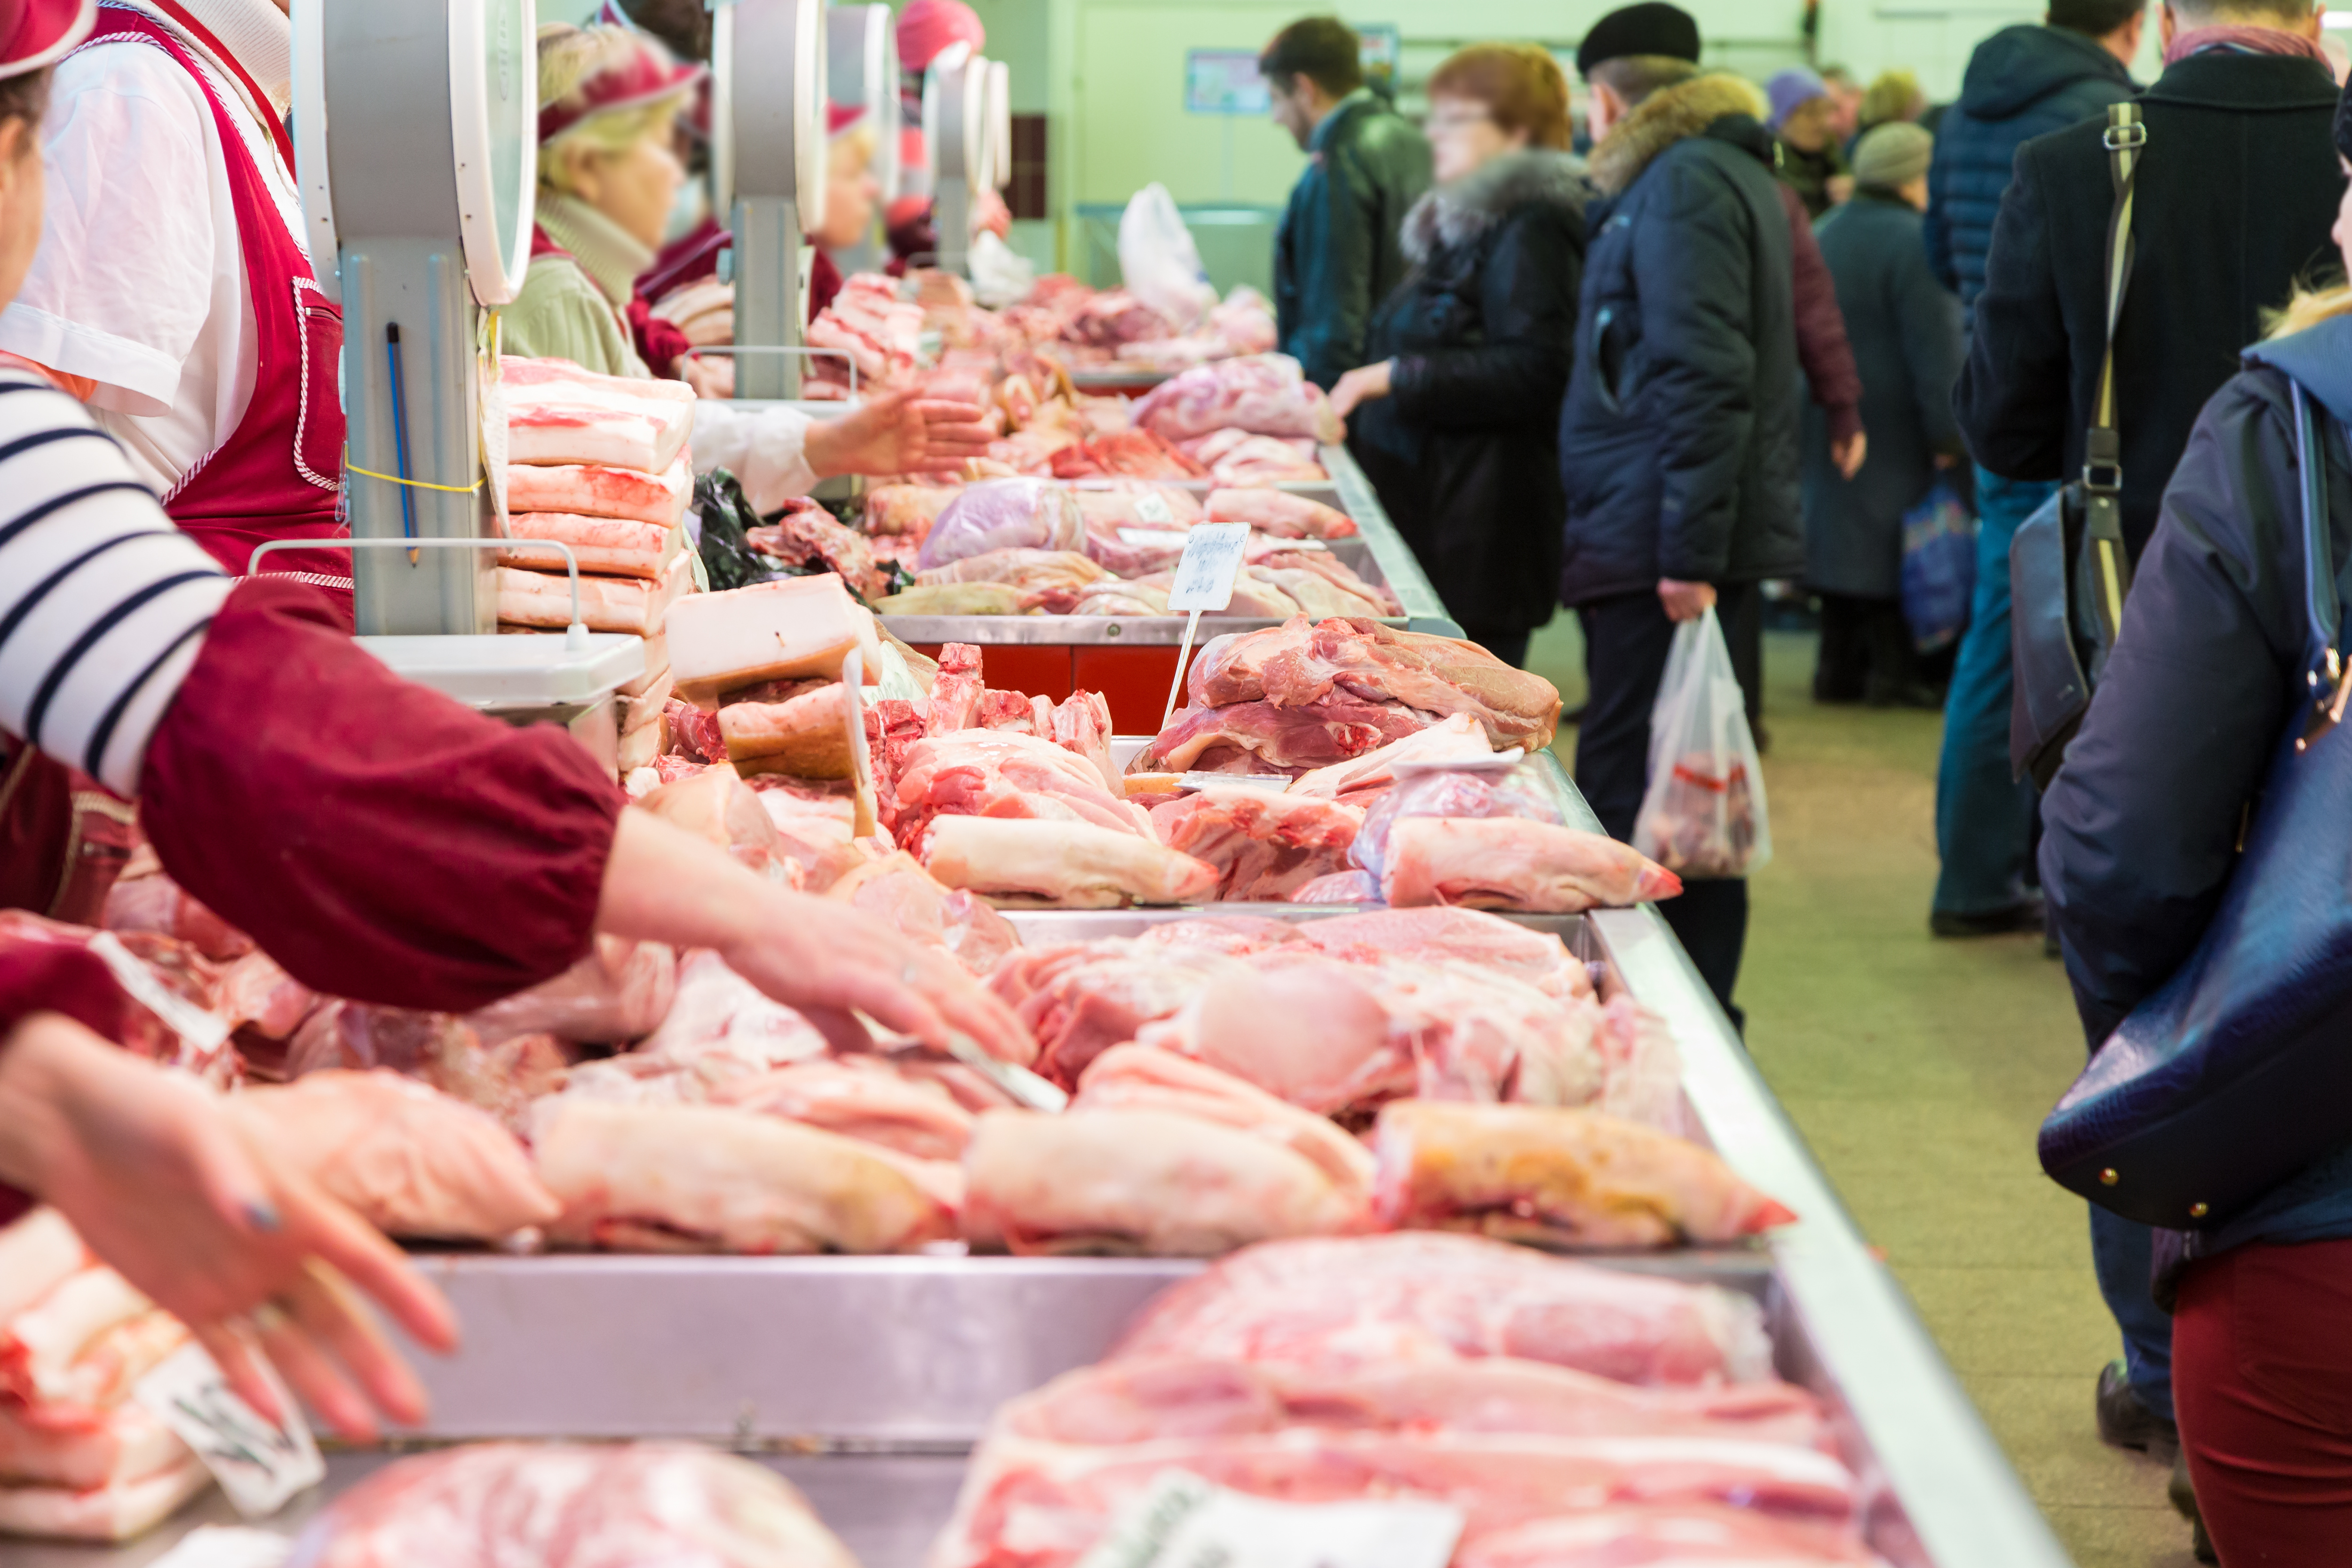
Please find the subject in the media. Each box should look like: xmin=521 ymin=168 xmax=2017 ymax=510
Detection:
xmin=78 ymin=3 xmax=350 ymax=612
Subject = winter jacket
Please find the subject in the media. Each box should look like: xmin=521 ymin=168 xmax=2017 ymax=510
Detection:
xmin=1557 ymin=74 xmax=1802 ymax=606
xmin=1273 ymin=89 xmax=1433 ymax=390
xmin=1955 ymin=51 xmax=2344 ymax=561
xmin=1801 ymin=193 xmax=1964 ymax=599
xmin=1923 ymin=24 xmax=2134 ymax=329
xmin=1778 ymin=182 xmax=1862 ymax=447
xmin=1351 ymin=151 xmax=1591 ymax=635
xmin=1776 ymin=137 xmax=1845 ymax=221
xmin=2041 ymin=313 xmax=2352 ymax=1260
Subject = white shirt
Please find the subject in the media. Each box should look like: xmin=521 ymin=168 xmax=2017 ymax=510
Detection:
xmin=0 ymin=0 xmax=308 ymax=499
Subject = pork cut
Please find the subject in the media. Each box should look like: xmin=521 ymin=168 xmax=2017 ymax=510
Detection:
xmin=716 ymin=680 xmax=856 ymax=779
xmin=746 ymin=501 xmax=886 ymax=601
xmin=1187 ymin=616 xmax=1563 ymax=749
xmin=496 ymin=553 xmax=691 ymax=636
xmin=1149 ymin=786 xmax=1364 ymax=901
xmin=1130 ymin=353 xmax=1344 ymax=444
xmin=705 ymin=1057 xmax=976 ymax=1161
xmin=499 ymin=510 xmax=680 ymax=580
xmin=824 ymin=852 xmax=1023 ymax=978
xmin=890 ymin=728 xmax=1153 ymax=847
xmin=506 ymin=457 xmax=691 ymax=529
xmin=1073 ymin=1044 xmax=1375 ymax=1196
xmin=1381 ymin=816 xmax=1684 ymax=912
xmin=1135 ymin=694 xmax=1433 ymax=774
xmin=1291 ymin=907 xmax=1593 ymax=1002
xmin=0 ymin=1454 xmax=209 ymax=1543
xmin=1456 ymin=1507 xmax=1884 ymax=1567
xmin=1283 ymin=712 xmax=1495 ymax=803
xmin=1203 ymin=486 xmax=1356 ymax=538
xmin=664 ymin=574 xmax=877 ymax=701
xmin=866 ymin=483 xmax=961 ymax=541
xmin=502 ymin=356 xmax=696 ymax=472
xmin=924 ymin=817 xmax=1217 ymax=908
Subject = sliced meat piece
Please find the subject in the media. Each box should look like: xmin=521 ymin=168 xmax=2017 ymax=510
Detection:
xmin=1382 ymin=817 xmax=1681 ymax=912
xmin=1203 ymin=487 xmax=1357 ymax=538
xmin=924 ymin=817 xmax=1217 ymax=908
xmin=505 ymin=456 xmax=691 ymax=528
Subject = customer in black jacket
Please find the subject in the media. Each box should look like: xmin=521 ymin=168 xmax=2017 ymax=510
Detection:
xmin=1264 ymin=16 xmax=1432 ymax=390
xmin=1558 ymin=2 xmax=1798 ymax=1020
xmin=1333 ymin=43 xmax=1589 ymax=670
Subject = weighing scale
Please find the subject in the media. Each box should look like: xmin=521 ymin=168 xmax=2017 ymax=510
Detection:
xmin=713 ymin=0 xmax=826 ymax=400
xmin=925 ymin=50 xmax=988 ymax=277
xmin=825 ymin=4 xmax=898 ymax=276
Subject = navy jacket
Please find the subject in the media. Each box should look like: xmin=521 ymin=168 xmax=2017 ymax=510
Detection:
xmin=1273 ymin=90 xmax=1432 ymax=391
xmin=1557 ymin=74 xmax=1801 ymax=606
xmin=1922 ymin=24 xmax=2133 ymax=329
xmin=2041 ymin=314 xmax=2352 ymax=1258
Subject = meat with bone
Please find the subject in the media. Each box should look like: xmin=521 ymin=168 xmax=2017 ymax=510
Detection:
xmin=961 ymin=1107 xmax=1368 ymax=1255
xmin=866 ymin=484 xmax=961 ymax=541
xmin=228 ymin=1071 xmax=560 ymax=1241
xmin=1112 ymin=1232 xmax=1776 ymax=1385
xmin=1381 ymin=816 xmax=1683 ymax=912
xmin=1048 ymin=688 xmax=1118 ymax=793
xmin=499 ymin=511 xmax=680 ymax=580
xmin=1285 ymin=711 xmax=1494 ymax=802
xmin=501 ymin=356 xmax=695 ymax=472
xmin=1073 ymin=1044 xmax=1375 ymax=1197
xmin=1149 ymin=787 xmax=1364 ymax=901
xmin=292 ymin=1442 xmax=861 ymax=1568
xmin=1189 ymin=616 xmax=1563 ymax=749
xmin=533 ymin=1098 xmax=955 ymax=1253
xmin=1130 ymin=353 xmax=1345 ymax=444
xmin=1136 ymin=694 xmax=1434 ymax=775
xmin=746 ymin=501 xmax=886 ymax=601
xmin=505 ymin=457 xmax=692 ymax=529
xmin=1203 ymin=486 xmax=1357 ymax=539
xmin=1180 ymin=429 xmax=1330 ymax=484
xmin=890 ymin=729 xmax=1153 ymax=847
xmin=924 ymin=817 xmax=1218 ymax=908
xmin=1372 ymin=1099 xmax=1794 ymax=1250
xmin=824 ymin=852 xmax=1022 ymax=977
xmin=1458 ymin=1507 xmax=1884 ymax=1568
xmin=495 ymin=554 xmax=692 ymax=636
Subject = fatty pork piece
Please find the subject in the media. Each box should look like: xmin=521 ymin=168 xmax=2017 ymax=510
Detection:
xmin=664 ymin=573 xmax=877 ymax=702
xmin=1129 ymin=951 xmax=1414 ymax=1114
xmin=630 ymin=949 xmax=836 ymax=1079
xmin=1068 ymin=580 xmax=1172 ymax=616
xmin=0 ymin=1452 xmax=211 ymax=1544
xmin=633 ymin=764 xmax=800 ymax=884
xmin=1136 ymin=694 xmax=1434 ymax=775
xmin=230 ymin=1071 xmax=560 ymax=1241
xmin=1295 ymin=906 xmax=1594 ymax=1002
xmin=1188 ymin=615 xmax=1564 ymax=750
xmin=1458 ymin=1508 xmax=1888 ymax=1568
xmin=707 ymin=1056 xmax=975 ymax=1161
xmin=1073 ymin=1045 xmax=1375 ymax=1199
xmin=1285 ymin=711 xmax=1494 ymax=802
xmin=464 ymin=934 xmax=677 ymax=1046
xmin=994 ymin=1354 xmax=1829 ymax=1451
xmin=1203 ymin=486 xmax=1357 ymax=538
xmin=914 ymin=546 xmax=1106 ymax=614
xmin=498 ymin=510 xmax=682 ymax=580
xmin=891 ymin=728 xmax=1152 ymax=846
xmin=961 ymin=1108 xmax=1366 ymax=1256
xmin=1381 ymin=816 xmax=1682 ymax=912
xmin=534 ymin=1098 xmax=954 ymax=1253
xmin=875 ymin=581 xmax=1025 ymax=616
xmin=293 ymin=1443 xmax=860 ymax=1568
xmin=715 ymin=678 xmax=857 ymax=779
xmin=496 ymin=553 xmax=692 ymax=636
xmin=0 ymin=1263 xmax=188 ymax=1411
xmin=985 ymin=937 xmax=1247 ymax=1086
xmin=1373 ymin=1099 xmax=1795 ymax=1250
xmin=505 ymin=455 xmax=691 ymax=528
xmin=1150 ymin=786 xmax=1364 ymax=901
xmin=501 ymin=356 xmax=696 ymax=472
xmin=929 ymin=1430 xmax=1858 ymax=1568
xmin=826 ymin=852 xmax=1023 ymax=978
xmin=925 ymin=817 xmax=1216 ymax=909
xmin=285 ymin=1002 xmax=573 ymax=1134
xmin=0 ymin=1398 xmax=191 ymax=1496
xmin=1113 ymin=1232 xmax=1778 ymax=1385
xmin=1247 ymin=545 xmax=1403 ymax=616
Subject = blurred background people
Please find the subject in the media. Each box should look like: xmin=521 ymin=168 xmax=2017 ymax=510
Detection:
xmin=1334 ymin=42 xmax=1589 ymax=670
xmin=1767 ymin=66 xmax=1850 ymax=217
xmin=1854 ymin=67 xmax=1927 ymax=141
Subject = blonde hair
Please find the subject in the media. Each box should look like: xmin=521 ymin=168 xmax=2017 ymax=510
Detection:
xmin=1857 ymin=69 xmax=1922 ymax=131
xmin=537 ymin=23 xmax=689 ymax=195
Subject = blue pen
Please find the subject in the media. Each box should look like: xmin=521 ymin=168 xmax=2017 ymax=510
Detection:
xmin=385 ymin=323 xmax=419 ymax=564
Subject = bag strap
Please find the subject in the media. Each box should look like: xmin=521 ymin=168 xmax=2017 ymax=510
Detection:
xmin=2082 ymin=102 xmax=2145 ymax=651
xmin=2293 ymin=381 xmax=2351 ymax=749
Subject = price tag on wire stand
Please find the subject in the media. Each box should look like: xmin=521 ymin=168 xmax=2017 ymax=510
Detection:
xmin=135 ymin=1341 xmax=324 ymax=1519
xmin=1074 ymin=1470 xmax=1464 ymax=1568
xmin=1160 ymin=522 xmax=1252 ymax=731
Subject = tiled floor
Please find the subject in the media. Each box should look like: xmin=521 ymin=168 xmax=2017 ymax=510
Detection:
xmin=1526 ymin=614 xmax=2199 ymax=1568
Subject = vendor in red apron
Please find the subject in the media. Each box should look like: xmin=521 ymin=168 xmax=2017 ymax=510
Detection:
xmin=884 ymin=0 xmax=1008 ymax=271
xmin=0 ymin=0 xmax=347 ymax=606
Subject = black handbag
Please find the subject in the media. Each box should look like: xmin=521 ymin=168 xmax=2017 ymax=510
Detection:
xmin=2039 ymin=379 xmax=2352 ymax=1229
xmin=2009 ymin=103 xmax=2145 ymax=790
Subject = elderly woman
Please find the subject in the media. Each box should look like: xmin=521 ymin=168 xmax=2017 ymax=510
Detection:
xmin=509 ymin=24 xmax=988 ymax=509
xmin=1330 ymin=43 xmax=1589 ymax=669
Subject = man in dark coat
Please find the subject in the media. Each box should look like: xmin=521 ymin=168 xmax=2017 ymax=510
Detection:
xmin=1955 ymin=0 xmax=2346 ymax=1475
xmin=1263 ymin=16 xmax=1431 ymax=390
xmin=1558 ymin=3 xmax=1798 ymax=1021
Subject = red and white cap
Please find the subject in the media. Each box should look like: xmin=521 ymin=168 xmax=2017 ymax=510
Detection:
xmin=895 ymin=0 xmax=983 ymax=75
xmin=0 ymin=0 xmax=95 ymax=79
xmin=539 ymin=32 xmax=706 ymax=144
xmin=827 ymin=101 xmax=866 ymax=136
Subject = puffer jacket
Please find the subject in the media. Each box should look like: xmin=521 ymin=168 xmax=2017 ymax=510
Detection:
xmin=1923 ymin=24 xmax=2134 ymax=329
xmin=1557 ymin=74 xmax=1802 ymax=606
xmin=1273 ymin=89 xmax=1433 ymax=390
xmin=1351 ymin=150 xmax=1591 ymax=634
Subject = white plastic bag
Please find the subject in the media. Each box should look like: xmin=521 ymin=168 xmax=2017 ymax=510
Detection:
xmin=968 ymin=230 xmax=1036 ymax=309
xmin=1118 ymin=183 xmax=1216 ymax=330
xmin=1631 ymin=608 xmax=1771 ymax=877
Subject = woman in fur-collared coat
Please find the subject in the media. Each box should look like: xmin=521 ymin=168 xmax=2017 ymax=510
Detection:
xmin=1332 ymin=44 xmax=1591 ymax=669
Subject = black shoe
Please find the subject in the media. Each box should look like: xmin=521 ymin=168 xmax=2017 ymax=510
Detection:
xmin=2098 ymin=1360 xmax=2180 ymax=1457
xmin=2170 ymin=1447 xmax=2217 ymax=1562
xmin=1931 ymin=898 xmax=2048 ymax=939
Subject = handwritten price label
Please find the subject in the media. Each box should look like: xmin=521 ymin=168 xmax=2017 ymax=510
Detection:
xmin=135 ymin=1341 xmax=324 ymax=1519
xmin=1074 ymin=1470 xmax=1463 ymax=1568
xmin=1166 ymin=524 xmax=1252 ymax=613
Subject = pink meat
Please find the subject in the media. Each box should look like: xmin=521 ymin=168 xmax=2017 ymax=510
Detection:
xmin=504 ymin=457 xmax=690 ymax=528
xmin=1204 ymin=486 xmax=1357 ymax=538
xmin=1383 ymin=817 xmax=1683 ymax=912
xmin=1135 ymin=696 xmax=1432 ymax=773
xmin=1148 ymin=787 xmax=1364 ymax=901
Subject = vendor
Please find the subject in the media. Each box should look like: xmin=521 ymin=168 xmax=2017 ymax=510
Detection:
xmin=513 ymin=23 xmax=990 ymax=511
xmin=0 ymin=0 xmax=350 ymax=604
xmin=883 ymin=0 xmax=1008 ymax=270
xmin=0 ymin=8 xmax=1028 ymax=1436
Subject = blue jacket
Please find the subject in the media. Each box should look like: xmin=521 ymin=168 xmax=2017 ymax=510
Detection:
xmin=2041 ymin=313 xmax=2352 ymax=1260
xmin=1922 ymin=24 xmax=2133 ymax=329
xmin=1273 ymin=90 xmax=1432 ymax=390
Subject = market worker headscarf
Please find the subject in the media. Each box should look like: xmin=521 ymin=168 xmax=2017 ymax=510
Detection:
xmin=539 ymin=22 xmax=703 ymax=148
xmin=897 ymin=0 xmax=982 ymax=75
xmin=0 ymin=0 xmax=94 ymax=75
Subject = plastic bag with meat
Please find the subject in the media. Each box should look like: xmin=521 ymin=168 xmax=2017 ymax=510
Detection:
xmin=915 ymin=479 xmax=1086 ymax=570
xmin=1632 ymin=610 xmax=1772 ymax=878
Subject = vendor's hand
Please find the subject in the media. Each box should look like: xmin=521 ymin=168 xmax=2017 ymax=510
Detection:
xmin=1657 ymin=578 xmax=1718 ymax=622
xmin=0 ymin=1015 xmax=457 ymax=1441
xmin=804 ymin=386 xmax=995 ymax=479
xmin=1328 ymin=359 xmax=1394 ymax=421
xmin=1831 ymin=429 xmax=1867 ymax=481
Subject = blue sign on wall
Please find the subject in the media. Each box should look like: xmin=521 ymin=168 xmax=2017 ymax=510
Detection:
xmin=1186 ymin=49 xmax=1270 ymax=115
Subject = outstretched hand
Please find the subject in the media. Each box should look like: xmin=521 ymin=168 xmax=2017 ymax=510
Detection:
xmin=804 ymin=386 xmax=996 ymax=480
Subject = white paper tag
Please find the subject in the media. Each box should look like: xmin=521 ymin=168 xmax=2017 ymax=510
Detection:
xmin=134 ymin=1342 xmax=324 ymax=1520
xmin=1117 ymin=528 xmax=1192 ymax=549
xmin=1074 ymin=1471 xmax=1464 ymax=1568
xmin=1177 ymin=772 xmax=1293 ymax=793
xmin=1390 ymin=748 xmax=1526 ymax=777
xmin=149 ymin=1526 xmax=295 ymax=1568
xmin=1133 ymin=490 xmax=1177 ymax=526
xmin=1166 ymin=523 xmax=1252 ymax=613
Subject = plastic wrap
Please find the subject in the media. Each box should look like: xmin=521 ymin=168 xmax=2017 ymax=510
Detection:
xmin=1632 ymin=610 xmax=1771 ymax=879
xmin=1349 ymin=762 xmax=1563 ymax=886
xmin=915 ymin=478 xmax=1087 ymax=570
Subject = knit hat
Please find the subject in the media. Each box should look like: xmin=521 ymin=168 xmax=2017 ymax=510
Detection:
xmin=1851 ymin=121 xmax=1933 ymax=190
xmin=897 ymin=0 xmax=985 ymax=75
xmin=1574 ymin=3 xmax=1700 ymax=77
xmin=1765 ymin=67 xmax=1827 ymax=129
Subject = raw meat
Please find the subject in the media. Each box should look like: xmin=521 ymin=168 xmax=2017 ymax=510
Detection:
xmin=1294 ymin=870 xmax=1378 ymax=902
xmin=1294 ymin=908 xmax=1593 ymax=1003
xmin=506 ymin=457 xmax=691 ymax=529
xmin=496 ymin=554 xmax=691 ymax=636
xmin=216 ymin=949 xmax=316 ymax=1040
xmin=665 ymin=696 xmax=726 ymax=763
xmin=499 ymin=511 xmax=680 ymax=580
xmin=825 ymin=852 xmax=1023 ymax=977
xmin=1373 ymin=1099 xmax=1795 ymax=1250
xmin=1204 ymin=487 xmax=1356 ymax=539
xmin=1182 ymin=430 xmax=1329 ymax=484
xmin=0 ymin=1400 xmax=186 ymax=1491
xmin=291 ymin=1442 xmax=859 ymax=1568
xmin=1250 ymin=548 xmax=1402 ymax=615
xmin=746 ymin=502 xmax=886 ymax=601
xmin=1135 ymin=695 xmax=1433 ymax=774
xmin=717 ymin=681 xmax=856 ymax=779
xmin=809 ymin=273 xmax=923 ymax=387
xmin=1285 ymin=713 xmax=1494 ymax=802
xmin=1189 ymin=616 xmax=1563 ymax=750
xmin=632 ymin=950 xmax=835 ymax=1078
xmin=890 ymin=729 xmax=1153 ymax=847
xmin=664 ymin=575 xmax=878 ymax=700
xmin=465 ymin=936 xmax=677 ymax=1045
xmin=1070 ymin=482 xmax=1204 ymax=533
xmin=916 ymin=479 xmax=1087 ymax=570
xmin=707 ymin=1057 xmax=975 ymax=1160
xmin=926 ymin=642 xmax=986 ymax=733
xmin=99 ymin=875 xmax=250 ymax=961
xmin=533 ymin=1098 xmax=955 ymax=1253
xmin=1150 ymin=787 xmax=1364 ymax=901
xmin=924 ymin=817 xmax=1216 ymax=908
xmin=1063 ymin=287 xmax=1173 ymax=347
xmin=1047 ymin=429 xmax=1208 ymax=481
xmin=0 ymin=1270 xmax=187 ymax=1409
xmin=1068 ymin=581 xmax=1172 ymax=616
xmin=866 ymin=484 xmax=961 ymax=541
xmin=1130 ymin=354 xmax=1344 ymax=444
xmin=634 ymin=766 xmax=796 ymax=883
xmin=1638 ymin=749 xmax=1767 ymax=878
xmin=985 ymin=939 xmax=1247 ymax=1086
xmin=1073 ymin=1045 xmax=1375 ymax=1196
xmin=502 ymin=356 xmax=696 ymax=472
xmin=0 ymin=1454 xmax=210 ymax=1543
xmin=1458 ymin=1508 xmax=1883 ymax=1568
xmin=0 ymin=1211 xmax=88 ymax=1325
xmin=961 ymin=1108 xmax=1367 ymax=1255
xmin=916 ymin=548 xmax=1106 ymax=613
xmin=1113 ymin=1233 xmax=1776 ymax=1385
xmin=1132 ymin=953 xmax=1413 ymax=1115
xmin=1383 ymin=817 xmax=1682 ymax=911
xmin=229 ymin=1071 xmax=560 ymax=1240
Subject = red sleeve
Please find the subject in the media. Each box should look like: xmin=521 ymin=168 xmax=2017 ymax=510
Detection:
xmin=808 ymin=250 xmax=842 ymax=325
xmin=1779 ymin=184 xmax=1863 ymax=444
xmin=136 ymin=579 xmax=626 ymax=1013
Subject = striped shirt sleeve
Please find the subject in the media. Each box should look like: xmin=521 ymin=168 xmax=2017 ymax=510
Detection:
xmin=0 ymin=366 xmax=231 ymax=797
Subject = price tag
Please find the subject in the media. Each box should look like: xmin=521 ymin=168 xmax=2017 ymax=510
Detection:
xmin=1116 ymin=528 xmax=1192 ymax=549
xmin=1133 ymin=489 xmax=1178 ymax=526
xmin=1177 ymin=772 xmax=1293 ymax=793
xmin=134 ymin=1342 xmax=324 ymax=1520
xmin=150 ymin=1526 xmax=294 ymax=1568
xmin=1075 ymin=1471 xmax=1463 ymax=1568
xmin=1165 ymin=524 xmax=1252 ymax=613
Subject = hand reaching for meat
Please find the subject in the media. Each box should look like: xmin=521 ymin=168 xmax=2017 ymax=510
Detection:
xmin=803 ymin=386 xmax=995 ymax=480
xmin=0 ymin=1014 xmax=458 ymax=1440
xmin=1327 ymin=358 xmax=1393 ymax=421
xmin=594 ymin=811 xmax=1034 ymax=1065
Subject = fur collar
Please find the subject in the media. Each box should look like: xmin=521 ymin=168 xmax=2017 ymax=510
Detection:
xmin=1588 ymin=73 xmax=1770 ymax=196
xmin=1400 ymin=150 xmax=1592 ymax=263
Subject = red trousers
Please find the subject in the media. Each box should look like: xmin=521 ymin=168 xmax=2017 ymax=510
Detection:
xmin=2175 ymin=1235 xmax=2352 ymax=1563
